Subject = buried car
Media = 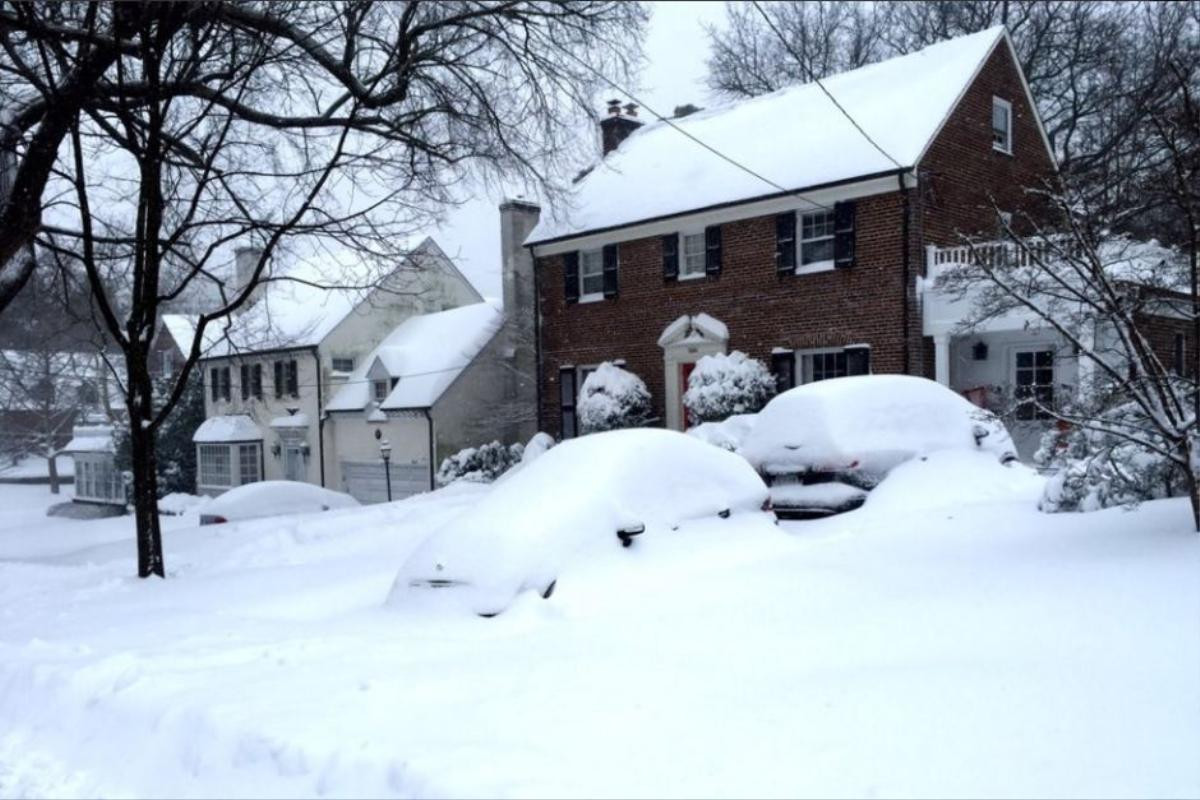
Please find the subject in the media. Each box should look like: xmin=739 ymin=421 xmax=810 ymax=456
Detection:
xmin=198 ymin=480 xmax=360 ymax=525
xmin=387 ymin=428 xmax=773 ymax=616
xmin=739 ymin=375 xmax=1017 ymax=518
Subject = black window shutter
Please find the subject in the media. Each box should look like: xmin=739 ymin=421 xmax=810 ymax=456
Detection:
xmin=845 ymin=345 xmax=871 ymax=376
xmin=776 ymin=213 xmax=796 ymax=274
xmin=287 ymin=360 xmax=299 ymax=397
xmin=211 ymin=367 xmax=219 ymax=402
xmin=662 ymin=234 xmax=679 ymax=282
xmin=559 ymin=367 xmax=577 ymax=439
xmin=273 ymin=360 xmax=283 ymax=398
xmin=563 ymin=252 xmax=580 ymax=304
xmin=834 ymin=201 xmax=856 ymax=268
xmin=770 ymin=351 xmax=795 ymax=392
xmin=705 ymin=225 xmax=722 ymax=276
xmin=240 ymin=364 xmax=250 ymax=400
xmin=602 ymin=244 xmax=619 ymax=298
xmin=253 ymin=364 xmax=263 ymax=398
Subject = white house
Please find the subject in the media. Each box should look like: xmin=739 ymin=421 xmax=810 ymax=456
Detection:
xmin=172 ymin=206 xmax=539 ymax=502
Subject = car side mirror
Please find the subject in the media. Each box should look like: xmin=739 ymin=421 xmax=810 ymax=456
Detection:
xmin=971 ymin=424 xmax=990 ymax=446
xmin=616 ymin=523 xmax=645 ymax=548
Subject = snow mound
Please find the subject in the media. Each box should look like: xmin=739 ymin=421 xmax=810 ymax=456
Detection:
xmin=739 ymin=375 xmax=1015 ymax=480
xmin=158 ymin=493 xmax=205 ymax=516
xmin=864 ymin=449 xmax=1044 ymax=515
xmin=387 ymin=428 xmax=770 ymax=614
xmin=770 ymin=481 xmax=867 ymax=511
xmin=577 ymin=362 xmax=652 ymax=433
xmin=202 ymin=481 xmax=359 ymax=521
xmin=688 ymin=413 xmax=758 ymax=452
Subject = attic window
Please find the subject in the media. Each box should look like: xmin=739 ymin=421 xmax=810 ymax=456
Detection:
xmin=373 ymin=379 xmax=389 ymax=402
xmin=992 ymin=97 xmax=1012 ymax=154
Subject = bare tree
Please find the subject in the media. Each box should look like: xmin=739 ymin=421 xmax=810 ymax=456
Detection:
xmin=0 ymin=1 xmax=647 ymax=577
xmin=936 ymin=38 xmax=1200 ymax=527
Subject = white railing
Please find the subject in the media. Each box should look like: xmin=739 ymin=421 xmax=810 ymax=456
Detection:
xmin=927 ymin=237 xmax=1078 ymax=271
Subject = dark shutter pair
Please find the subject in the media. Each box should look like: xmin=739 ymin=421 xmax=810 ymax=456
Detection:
xmin=834 ymin=201 xmax=856 ymax=269
xmin=845 ymin=345 xmax=870 ymax=375
xmin=775 ymin=213 xmax=796 ymax=274
xmin=273 ymin=360 xmax=298 ymax=398
xmin=239 ymin=364 xmax=262 ymax=401
xmin=661 ymin=225 xmax=722 ymax=281
xmin=211 ymin=366 xmax=231 ymax=402
xmin=559 ymin=367 xmax=577 ymax=439
xmin=563 ymin=245 xmax=619 ymax=304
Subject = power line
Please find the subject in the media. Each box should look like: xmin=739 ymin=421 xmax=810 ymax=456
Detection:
xmin=557 ymin=46 xmax=834 ymax=212
xmin=750 ymin=0 xmax=904 ymax=171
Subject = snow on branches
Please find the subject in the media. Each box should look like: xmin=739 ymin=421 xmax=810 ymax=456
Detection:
xmin=578 ymin=362 xmax=653 ymax=434
xmin=683 ymin=351 xmax=776 ymax=425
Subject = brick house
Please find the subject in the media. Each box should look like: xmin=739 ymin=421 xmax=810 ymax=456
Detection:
xmin=524 ymin=26 xmax=1067 ymax=455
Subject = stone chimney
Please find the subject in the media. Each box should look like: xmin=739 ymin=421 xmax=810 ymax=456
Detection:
xmin=233 ymin=245 xmax=266 ymax=306
xmin=498 ymin=198 xmax=541 ymax=441
xmin=599 ymin=98 xmax=643 ymax=156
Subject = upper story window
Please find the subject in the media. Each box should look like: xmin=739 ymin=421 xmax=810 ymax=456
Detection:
xmin=273 ymin=359 xmax=298 ymax=399
xmin=331 ymin=356 xmax=355 ymax=373
xmin=210 ymin=366 xmax=231 ymax=403
xmin=800 ymin=210 xmax=836 ymax=266
xmin=579 ymin=249 xmax=605 ymax=300
xmin=373 ymin=379 xmax=390 ymax=402
xmin=240 ymin=363 xmax=263 ymax=401
xmin=992 ymin=97 xmax=1013 ymax=154
xmin=680 ymin=233 xmax=706 ymax=279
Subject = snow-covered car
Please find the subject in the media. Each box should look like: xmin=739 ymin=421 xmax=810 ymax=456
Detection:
xmin=198 ymin=481 xmax=360 ymax=525
xmin=388 ymin=428 xmax=773 ymax=616
xmin=739 ymin=375 xmax=1017 ymax=518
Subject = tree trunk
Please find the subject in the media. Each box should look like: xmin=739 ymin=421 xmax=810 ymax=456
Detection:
xmin=47 ymin=452 xmax=59 ymax=494
xmin=1184 ymin=439 xmax=1200 ymax=534
xmin=127 ymin=367 xmax=165 ymax=578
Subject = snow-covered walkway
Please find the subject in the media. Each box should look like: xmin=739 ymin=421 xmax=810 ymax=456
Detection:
xmin=0 ymin=456 xmax=1197 ymax=798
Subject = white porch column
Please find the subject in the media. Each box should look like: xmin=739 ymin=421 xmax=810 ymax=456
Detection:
xmin=934 ymin=334 xmax=951 ymax=386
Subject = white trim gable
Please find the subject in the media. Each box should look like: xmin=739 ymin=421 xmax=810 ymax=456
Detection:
xmin=912 ymin=29 xmax=1058 ymax=174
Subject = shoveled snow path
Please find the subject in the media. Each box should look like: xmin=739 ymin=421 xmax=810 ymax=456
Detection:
xmin=0 ymin=471 xmax=1197 ymax=799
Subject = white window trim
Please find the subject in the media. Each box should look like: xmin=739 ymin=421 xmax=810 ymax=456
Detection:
xmin=678 ymin=230 xmax=707 ymax=281
xmin=992 ymin=96 xmax=1013 ymax=155
xmin=579 ymin=249 xmax=605 ymax=303
xmin=795 ymin=347 xmax=845 ymax=384
xmin=796 ymin=210 xmax=836 ymax=275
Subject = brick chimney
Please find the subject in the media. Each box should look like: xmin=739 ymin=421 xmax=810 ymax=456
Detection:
xmin=234 ymin=245 xmax=267 ymax=306
xmin=599 ymin=98 xmax=643 ymax=156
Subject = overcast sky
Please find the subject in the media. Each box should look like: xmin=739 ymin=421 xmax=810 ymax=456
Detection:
xmin=437 ymin=1 xmax=729 ymax=299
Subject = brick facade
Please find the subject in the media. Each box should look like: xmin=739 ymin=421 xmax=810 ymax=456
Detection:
xmin=534 ymin=38 xmax=1057 ymax=438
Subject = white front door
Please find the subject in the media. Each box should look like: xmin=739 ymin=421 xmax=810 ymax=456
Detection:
xmin=283 ymin=445 xmax=304 ymax=482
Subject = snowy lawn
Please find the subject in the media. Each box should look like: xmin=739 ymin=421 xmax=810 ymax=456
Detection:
xmin=0 ymin=454 xmax=1198 ymax=799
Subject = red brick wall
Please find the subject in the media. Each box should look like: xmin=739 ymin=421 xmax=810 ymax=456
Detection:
xmin=537 ymin=191 xmax=912 ymax=435
xmin=918 ymin=41 xmax=1058 ymax=247
xmin=535 ymin=38 xmax=1058 ymax=437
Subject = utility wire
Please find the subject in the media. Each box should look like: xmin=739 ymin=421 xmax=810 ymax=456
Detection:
xmin=750 ymin=0 xmax=904 ymax=171
xmin=557 ymin=46 xmax=834 ymax=212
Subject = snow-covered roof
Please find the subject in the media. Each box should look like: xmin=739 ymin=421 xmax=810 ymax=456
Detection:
xmin=326 ymin=301 xmax=503 ymax=412
xmin=527 ymin=27 xmax=1016 ymax=244
xmin=269 ymin=413 xmax=310 ymax=429
xmin=193 ymin=415 xmax=262 ymax=443
xmin=61 ymin=424 xmax=115 ymax=454
xmin=177 ymin=238 xmax=477 ymax=359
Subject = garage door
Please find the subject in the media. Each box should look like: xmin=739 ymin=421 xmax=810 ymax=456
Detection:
xmin=340 ymin=460 xmax=429 ymax=504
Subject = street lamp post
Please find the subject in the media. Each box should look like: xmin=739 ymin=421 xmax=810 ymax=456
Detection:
xmin=379 ymin=438 xmax=392 ymax=502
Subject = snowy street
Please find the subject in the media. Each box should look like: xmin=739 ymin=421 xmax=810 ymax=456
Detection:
xmin=1 ymin=455 xmax=1197 ymax=799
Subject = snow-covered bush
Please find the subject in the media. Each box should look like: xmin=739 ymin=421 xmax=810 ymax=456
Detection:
xmin=578 ymin=362 xmax=653 ymax=434
xmin=436 ymin=440 xmax=524 ymax=487
xmin=683 ymin=351 xmax=776 ymax=424
xmin=1037 ymin=398 xmax=1189 ymax=512
xmin=520 ymin=432 xmax=556 ymax=464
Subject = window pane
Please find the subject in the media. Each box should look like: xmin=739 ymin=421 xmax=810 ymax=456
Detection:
xmin=239 ymin=444 xmax=260 ymax=484
xmin=682 ymin=233 xmax=706 ymax=276
xmin=199 ymin=444 xmax=232 ymax=487
xmin=1016 ymin=352 xmax=1032 ymax=368
xmin=801 ymin=211 xmax=835 ymax=240
xmin=801 ymin=238 xmax=835 ymax=265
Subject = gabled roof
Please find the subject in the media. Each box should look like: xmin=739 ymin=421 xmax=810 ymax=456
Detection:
xmin=326 ymin=301 xmax=503 ymax=412
xmin=164 ymin=238 xmax=479 ymax=360
xmin=527 ymin=26 xmax=1040 ymax=245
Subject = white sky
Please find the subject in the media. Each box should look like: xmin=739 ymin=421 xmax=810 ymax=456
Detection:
xmin=436 ymin=1 xmax=728 ymax=299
